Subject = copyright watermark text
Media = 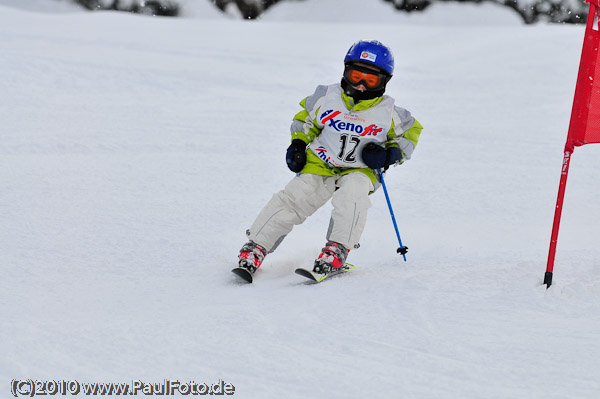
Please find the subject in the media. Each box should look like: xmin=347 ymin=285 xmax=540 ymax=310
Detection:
xmin=10 ymin=379 xmax=235 ymax=397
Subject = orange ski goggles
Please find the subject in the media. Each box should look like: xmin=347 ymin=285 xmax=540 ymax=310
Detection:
xmin=344 ymin=64 xmax=388 ymax=89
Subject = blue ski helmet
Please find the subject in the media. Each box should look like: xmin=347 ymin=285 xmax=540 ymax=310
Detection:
xmin=344 ymin=40 xmax=394 ymax=76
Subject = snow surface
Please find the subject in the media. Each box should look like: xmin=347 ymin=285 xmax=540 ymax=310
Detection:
xmin=0 ymin=0 xmax=83 ymax=13
xmin=2 ymin=1 xmax=600 ymax=398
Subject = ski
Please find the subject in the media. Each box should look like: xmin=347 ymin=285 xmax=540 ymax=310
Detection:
xmin=231 ymin=267 xmax=254 ymax=283
xmin=295 ymin=263 xmax=356 ymax=283
xmin=232 ymin=263 xmax=356 ymax=284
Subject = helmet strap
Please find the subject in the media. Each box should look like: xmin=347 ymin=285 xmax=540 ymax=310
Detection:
xmin=341 ymin=78 xmax=386 ymax=102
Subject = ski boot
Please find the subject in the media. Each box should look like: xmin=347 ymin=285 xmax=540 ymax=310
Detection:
xmin=238 ymin=241 xmax=267 ymax=274
xmin=313 ymin=241 xmax=349 ymax=275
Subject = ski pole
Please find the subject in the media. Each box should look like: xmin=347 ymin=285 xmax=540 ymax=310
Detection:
xmin=376 ymin=169 xmax=408 ymax=261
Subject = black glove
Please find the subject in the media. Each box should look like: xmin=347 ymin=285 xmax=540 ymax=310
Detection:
xmin=286 ymin=139 xmax=307 ymax=173
xmin=362 ymin=143 xmax=403 ymax=170
xmin=385 ymin=147 xmax=403 ymax=169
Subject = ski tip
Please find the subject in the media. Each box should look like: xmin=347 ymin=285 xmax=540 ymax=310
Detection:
xmin=294 ymin=268 xmax=318 ymax=282
xmin=232 ymin=267 xmax=253 ymax=283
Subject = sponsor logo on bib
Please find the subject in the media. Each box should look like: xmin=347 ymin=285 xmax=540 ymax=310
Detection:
xmin=320 ymin=109 xmax=382 ymax=136
xmin=314 ymin=146 xmax=333 ymax=165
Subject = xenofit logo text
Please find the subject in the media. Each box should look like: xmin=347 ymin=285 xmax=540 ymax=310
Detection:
xmin=320 ymin=109 xmax=382 ymax=136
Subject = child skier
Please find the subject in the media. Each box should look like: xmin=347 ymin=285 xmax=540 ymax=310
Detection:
xmin=236 ymin=40 xmax=423 ymax=279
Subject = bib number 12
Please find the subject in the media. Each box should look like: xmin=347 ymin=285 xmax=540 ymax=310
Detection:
xmin=338 ymin=134 xmax=360 ymax=163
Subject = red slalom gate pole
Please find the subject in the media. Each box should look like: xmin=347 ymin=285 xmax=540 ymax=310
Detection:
xmin=544 ymin=2 xmax=600 ymax=288
xmin=544 ymin=143 xmax=574 ymax=288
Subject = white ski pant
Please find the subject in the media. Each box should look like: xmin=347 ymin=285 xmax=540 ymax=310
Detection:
xmin=247 ymin=172 xmax=374 ymax=252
